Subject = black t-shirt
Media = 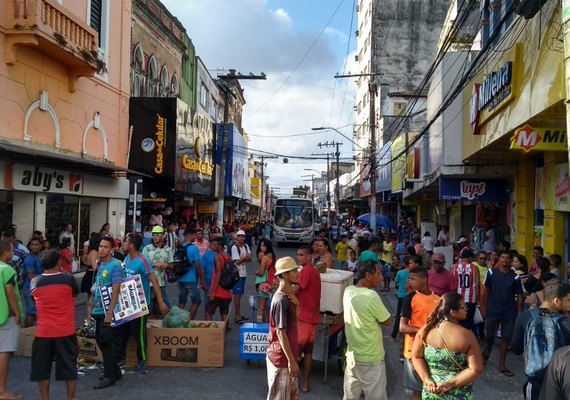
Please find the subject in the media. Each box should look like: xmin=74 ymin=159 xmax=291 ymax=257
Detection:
xmin=524 ymin=275 xmax=543 ymax=294
xmin=539 ymin=346 xmax=570 ymax=399
xmin=358 ymin=239 xmax=370 ymax=254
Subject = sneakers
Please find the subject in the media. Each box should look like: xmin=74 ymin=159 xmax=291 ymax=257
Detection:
xmin=137 ymin=362 xmax=148 ymax=374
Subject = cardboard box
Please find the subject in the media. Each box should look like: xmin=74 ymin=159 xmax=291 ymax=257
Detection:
xmin=125 ymin=337 xmax=138 ymax=367
xmin=146 ymin=319 xmax=226 ymax=367
xmin=14 ymin=326 xmax=36 ymax=357
xmin=77 ymin=333 xmax=103 ymax=363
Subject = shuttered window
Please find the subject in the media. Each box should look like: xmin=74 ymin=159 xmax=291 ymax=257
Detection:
xmin=90 ymin=0 xmax=103 ymax=46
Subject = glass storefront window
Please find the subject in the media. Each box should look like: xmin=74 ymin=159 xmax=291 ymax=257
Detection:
xmin=0 ymin=190 xmax=13 ymax=231
xmin=45 ymin=195 xmax=91 ymax=255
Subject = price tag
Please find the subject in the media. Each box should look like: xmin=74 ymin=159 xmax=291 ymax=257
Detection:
xmin=241 ymin=332 xmax=269 ymax=354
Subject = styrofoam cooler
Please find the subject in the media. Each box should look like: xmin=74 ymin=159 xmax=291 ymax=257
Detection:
xmin=320 ymin=269 xmax=354 ymax=314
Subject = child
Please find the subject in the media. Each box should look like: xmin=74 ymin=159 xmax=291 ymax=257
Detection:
xmin=346 ymin=250 xmax=358 ymax=272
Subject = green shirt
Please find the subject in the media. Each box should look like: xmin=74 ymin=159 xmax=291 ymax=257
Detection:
xmin=358 ymin=249 xmax=379 ymax=264
xmin=343 ymin=285 xmax=391 ymax=363
xmin=92 ymin=258 xmax=124 ymax=316
xmin=0 ymin=261 xmax=23 ymax=326
xmin=142 ymin=244 xmax=174 ymax=287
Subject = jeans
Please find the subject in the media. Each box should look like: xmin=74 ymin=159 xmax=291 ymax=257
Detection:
xmin=93 ymin=315 xmax=120 ymax=379
xmin=178 ymin=281 xmax=202 ymax=306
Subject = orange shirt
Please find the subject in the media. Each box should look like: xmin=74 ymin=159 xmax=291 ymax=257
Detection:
xmin=401 ymin=290 xmax=440 ymax=359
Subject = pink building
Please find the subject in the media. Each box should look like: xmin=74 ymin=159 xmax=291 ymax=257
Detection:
xmin=0 ymin=0 xmax=132 ymax=248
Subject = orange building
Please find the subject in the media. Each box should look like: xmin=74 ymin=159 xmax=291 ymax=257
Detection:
xmin=0 ymin=0 xmax=132 ymax=249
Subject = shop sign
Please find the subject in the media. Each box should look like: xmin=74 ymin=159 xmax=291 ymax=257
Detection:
xmin=375 ymin=142 xmax=391 ymax=193
xmin=142 ymin=192 xmax=168 ymax=203
xmin=12 ymin=164 xmax=83 ymax=194
xmin=197 ymin=201 xmax=218 ymax=214
xmin=439 ymin=178 xmax=507 ymax=202
xmin=510 ymin=124 xmax=567 ymax=152
xmin=251 ymin=177 xmax=260 ymax=199
xmin=536 ymin=163 xmax=570 ymax=212
xmin=129 ymin=98 xmax=177 ymax=179
xmin=181 ymin=154 xmax=213 ymax=176
xmin=215 ymin=124 xmax=247 ymax=198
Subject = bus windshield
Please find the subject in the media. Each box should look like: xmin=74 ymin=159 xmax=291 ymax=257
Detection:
xmin=274 ymin=200 xmax=313 ymax=229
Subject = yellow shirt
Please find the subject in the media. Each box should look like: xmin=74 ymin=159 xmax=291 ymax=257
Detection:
xmin=381 ymin=241 xmax=393 ymax=264
xmin=335 ymin=241 xmax=349 ymax=262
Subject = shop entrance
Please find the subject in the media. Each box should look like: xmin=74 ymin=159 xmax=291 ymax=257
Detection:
xmin=0 ymin=190 xmax=13 ymax=231
xmin=45 ymin=195 xmax=91 ymax=255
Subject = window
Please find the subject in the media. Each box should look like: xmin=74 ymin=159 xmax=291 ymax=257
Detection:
xmin=160 ymin=65 xmax=169 ymax=97
xmin=171 ymin=73 xmax=179 ymax=97
xmin=132 ymin=44 xmax=144 ymax=96
xmin=200 ymin=81 xmax=209 ymax=108
xmin=88 ymin=0 xmax=109 ymax=77
xmin=148 ymin=56 xmax=158 ymax=97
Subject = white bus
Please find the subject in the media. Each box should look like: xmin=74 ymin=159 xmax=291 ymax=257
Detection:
xmin=272 ymin=197 xmax=315 ymax=245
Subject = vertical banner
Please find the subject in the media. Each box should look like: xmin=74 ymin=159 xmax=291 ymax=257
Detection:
xmin=127 ymin=176 xmax=143 ymax=233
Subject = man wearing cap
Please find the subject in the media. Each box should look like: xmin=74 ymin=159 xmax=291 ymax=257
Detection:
xmin=452 ymin=249 xmax=479 ymax=330
xmin=142 ymin=226 xmax=174 ymax=309
xmin=266 ymin=256 xmax=300 ymax=399
xmin=231 ymin=230 xmax=251 ymax=324
xmin=427 ymin=253 xmax=454 ymax=297
xmin=357 ymin=231 xmax=371 ymax=258
xmin=343 ymin=260 xmax=391 ymax=400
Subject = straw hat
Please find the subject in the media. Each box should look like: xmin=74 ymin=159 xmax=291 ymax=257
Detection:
xmin=275 ymin=256 xmax=299 ymax=275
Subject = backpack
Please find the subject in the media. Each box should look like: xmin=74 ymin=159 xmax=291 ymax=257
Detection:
xmin=167 ymin=243 xmax=194 ymax=283
xmin=220 ymin=253 xmax=240 ymax=290
xmin=524 ymin=308 xmax=566 ymax=380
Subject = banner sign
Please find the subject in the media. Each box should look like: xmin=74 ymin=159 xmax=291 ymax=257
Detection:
xmin=376 ymin=142 xmax=391 ymax=193
xmin=12 ymin=164 xmax=83 ymax=194
xmin=129 ymin=98 xmax=177 ymax=179
xmin=536 ymin=163 xmax=570 ymax=212
xmin=439 ymin=178 xmax=507 ymax=202
xmin=510 ymin=124 xmax=567 ymax=152
xmin=100 ymin=274 xmax=149 ymax=327
xmin=215 ymin=124 xmax=247 ymax=198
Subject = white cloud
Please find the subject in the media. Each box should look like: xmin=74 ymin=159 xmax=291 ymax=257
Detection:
xmin=162 ymin=0 xmax=356 ymax=192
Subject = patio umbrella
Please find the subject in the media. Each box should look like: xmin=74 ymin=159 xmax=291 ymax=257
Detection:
xmin=356 ymin=213 xmax=396 ymax=229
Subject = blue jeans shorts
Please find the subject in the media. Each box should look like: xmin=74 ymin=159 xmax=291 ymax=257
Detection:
xmin=232 ymin=277 xmax=246 ymax=295
xmin=178 ymin=281 xmax=202 ymax=306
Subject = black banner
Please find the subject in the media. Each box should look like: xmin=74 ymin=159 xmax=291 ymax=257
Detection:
xmin=128 ymin=98 xmax=177 ymax=179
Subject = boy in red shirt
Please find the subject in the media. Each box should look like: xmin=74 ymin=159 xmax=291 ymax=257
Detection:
xmin=206 ymin=238 xmax=233 ymax=323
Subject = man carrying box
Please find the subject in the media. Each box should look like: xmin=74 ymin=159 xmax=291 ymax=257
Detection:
xmin=30 ymin=249 xmax=78 ymax=400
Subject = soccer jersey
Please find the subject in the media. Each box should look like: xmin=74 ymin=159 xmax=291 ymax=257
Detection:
xmin=453 ymin=262 xmax=478 ymax=304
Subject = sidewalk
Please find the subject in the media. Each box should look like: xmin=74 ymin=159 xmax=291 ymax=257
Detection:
xmin=377 ymin=288 xmax=526 ymax=399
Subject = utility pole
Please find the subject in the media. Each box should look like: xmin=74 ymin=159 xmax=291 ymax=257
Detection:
xmin=257 ymin=154 xmax=277 ymax=220
xmin=317 ymin=141 xmax=343 ymax=224
xmin=369 ymin=80 xmax=378 ymax=236
xmin=312 ymin=151 xmax=333 ymax=224
xmin=301 ymin=174 xmax=316 ymax=203
xmin=216 ymin=70 xmax=266 ymax=230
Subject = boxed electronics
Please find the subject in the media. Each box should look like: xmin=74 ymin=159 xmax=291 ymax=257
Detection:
xmin=146 ymin=319 xmax=226 ymax=367
xmin=14 ymin=326 xmax=36 ymax=357
xmin=320 ymin=269 xmax=354 ymax=314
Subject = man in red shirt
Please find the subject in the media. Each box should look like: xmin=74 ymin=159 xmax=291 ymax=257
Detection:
xmin=293 ymin=244 xmax=321 ymax=393
xmin=30 ymin=249 xmax=79 ymax=400
xmin=206 ymin=237 xmax=233 ymax=323
xmin=427 ymin=252 xmax=454 ymax=296
xmin=267 ymin=257 xmax=300 ymax=400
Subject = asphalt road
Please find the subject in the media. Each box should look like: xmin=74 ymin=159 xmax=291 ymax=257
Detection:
xmin=7 ymin=244 xmax=526 ymax=399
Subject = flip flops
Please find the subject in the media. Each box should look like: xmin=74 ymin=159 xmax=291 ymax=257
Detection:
xmin=0 ymin=391 xmax=23 ymax=400
xmin=499 ymin=369 xmax=514 ymax=378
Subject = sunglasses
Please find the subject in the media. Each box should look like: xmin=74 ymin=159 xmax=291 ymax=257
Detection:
xmin=152 ymin=234 xmax=163 ymax=237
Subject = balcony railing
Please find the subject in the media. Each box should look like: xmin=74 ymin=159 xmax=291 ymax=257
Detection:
xmin=3 ymin=0 xmax=100 ymax=91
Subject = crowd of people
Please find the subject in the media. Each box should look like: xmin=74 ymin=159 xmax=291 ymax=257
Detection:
xmin=3 ymin=216 xmax=570 ymax=399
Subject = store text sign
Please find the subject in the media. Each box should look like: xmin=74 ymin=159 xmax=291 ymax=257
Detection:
xmin=439 ymin=178 xmax=507 ymax=202
xmin=12 ymin=164 xmax=83 ymax=194
xmin=510 ymin=124 xmax=567 ymax=152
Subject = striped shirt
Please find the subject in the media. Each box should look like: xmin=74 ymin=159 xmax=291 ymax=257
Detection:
xmin=453 ymin=262 xmax=478 ymax=304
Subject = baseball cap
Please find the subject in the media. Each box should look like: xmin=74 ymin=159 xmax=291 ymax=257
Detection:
xmin=457 ymin=237 xmax=468 ymax=244
xmin=432 ymin=253 xmax=446 ymax=264
xmin=362 ymin=230 xmax=371 ymax=236
xmin=275 ymin=257 xmax=299 ymax=275
xmin=237 ymin=230 xmax=246 ymax=236
xmin=151 ymin=226 xmax=164 ymax=234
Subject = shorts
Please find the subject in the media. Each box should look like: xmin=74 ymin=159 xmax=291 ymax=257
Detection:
xmin=30 ymin=335 xmax=78 ymax=381
xmin=403 ymin=358 xmax=422 ymax=394
xmin=337 ymin=261 xmax=348 ymax=270
xmin=232 ymin=277 xmax=246 ymax=295
xmin=24 ymin=290 xmax=37 ymax=316
xmin=297 ymin=321 xmax=317 ymax=356
xmin=0 ymin=317 xmax=19 ymax=352
xmin=485 ymin=317 xmax=515 ymax=340
xmin=205 ymin=298 xmax=231 ymax=317
xmin=178 ymin=281 xmax=202 ymax=306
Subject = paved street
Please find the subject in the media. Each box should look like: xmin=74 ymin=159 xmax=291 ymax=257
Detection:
xmin=7 ymin=244 xmax=526 ymax=399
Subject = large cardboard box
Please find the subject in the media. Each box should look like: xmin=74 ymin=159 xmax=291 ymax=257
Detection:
xmin=77 ymin=333 xmax=103 ymax=363
xmin=146 ymin=320 xmax=226 ymax=367
xmin=320 ymin=269 xmax=353 ymax=314
xmin=14 ymin=326 xmax=36 ymax=357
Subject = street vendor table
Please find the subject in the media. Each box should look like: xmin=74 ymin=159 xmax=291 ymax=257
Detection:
xmin=313 ymin=313 xmax=345 ymax=384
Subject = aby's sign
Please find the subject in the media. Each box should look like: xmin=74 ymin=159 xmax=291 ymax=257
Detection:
xmin=12 ymin=164 xmax=83 ymax=194
xmin=510 ymin=124 xmax=567 ymax=152
xmin=440 ymin=178 xmax=507 ymax=202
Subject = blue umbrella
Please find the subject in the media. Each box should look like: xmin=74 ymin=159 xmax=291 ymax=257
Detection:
xmin=356 ymin=213 xmax=396 ymax=229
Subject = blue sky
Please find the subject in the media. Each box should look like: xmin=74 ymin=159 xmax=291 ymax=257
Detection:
xmin=162 ymin=0 xmax=358 ymax=192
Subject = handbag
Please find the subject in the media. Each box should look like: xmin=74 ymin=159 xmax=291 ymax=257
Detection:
xmin=473 ymin=306 xmax=484 ymax=325
xmin=71 ymin=258 xmax=79 ymax=273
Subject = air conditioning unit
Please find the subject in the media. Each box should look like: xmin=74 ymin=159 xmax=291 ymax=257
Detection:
xmin=515 ymin=0 xmax=548 ymax=19
xmin=355 ymin=5 xmax=359 ymax=11
xmin=354 ymin=55 xmax=359 ymax=62
xmin=355 ymin=30 xmax=359 ymax=37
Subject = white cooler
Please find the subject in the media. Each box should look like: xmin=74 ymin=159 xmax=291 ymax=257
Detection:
xmin=319 ymin=269 xmax=354 ymax=314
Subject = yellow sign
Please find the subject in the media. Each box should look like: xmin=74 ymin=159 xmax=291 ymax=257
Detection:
xmin=197 ymin=202 xmax=218 ymax=214
xmin=391 ymin=135 xmax=405 ymax=192
xmin=510 ymin=124 xmax=567 ymax=152
xmin=181 ymin=154 xmax=214 ymax=176
xmin=251 ymin=177 xmax=260 ymax=199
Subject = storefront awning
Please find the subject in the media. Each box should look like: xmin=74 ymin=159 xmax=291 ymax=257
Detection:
xmin=0 ymin=140 xmax=151 ymax=178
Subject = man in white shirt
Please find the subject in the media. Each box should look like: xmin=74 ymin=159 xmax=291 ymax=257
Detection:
xmin=231 ymin=230 xmax=251 ymax=323
xmin=59 ymin=224 xmax=75 ymax=253
xmin=421 ymin=232 xmax=435 ymax=254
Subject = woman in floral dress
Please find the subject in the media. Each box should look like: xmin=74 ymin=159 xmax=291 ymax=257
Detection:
xmin=411 ymin=292 xmax=484 ymax=399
